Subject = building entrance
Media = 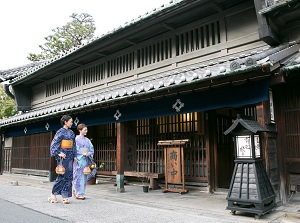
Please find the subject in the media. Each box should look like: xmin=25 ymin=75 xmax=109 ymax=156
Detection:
xmin=216 ymin=114 xmax=234 ymax=189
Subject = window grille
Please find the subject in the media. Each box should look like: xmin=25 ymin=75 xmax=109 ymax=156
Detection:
xmin=43 ymin=22 xmax=220 ymax=97
xmin=107 ymin=52 xmax=135 ymax=77
xmin=137 ymin=38 xmax=172 ymax=68
xmin=83 ymin=63 xmax=106 ymax=85
xmin=244 ymin=106 xmax=257 ymax=119
xmin=62 ymin=71 xmax=81 ymax=92
xmin=46 ymin=80 xmax=61 ymax=97
xmin=176 ymin=21 xmax=220 ymax=55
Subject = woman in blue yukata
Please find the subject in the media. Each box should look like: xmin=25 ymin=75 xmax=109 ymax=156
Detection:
xmin=48 ymin=115 xmax=76 ymax=204
xmin=73 ymin=123 xmax=94 ymax=200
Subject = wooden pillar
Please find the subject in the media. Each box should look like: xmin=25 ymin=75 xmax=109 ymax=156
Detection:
xmin=116 ymin=122 xmax=125 ymax=192
xmin=256 ymin=100 xmax=280 ymax=200
xmin=206 ymin=111 xmax=215 ymax=193
xmin=256 ymin=101 xmax=269 ymax=171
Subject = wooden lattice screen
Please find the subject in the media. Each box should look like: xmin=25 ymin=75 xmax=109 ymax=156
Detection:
xmin=91 ymin=112 xmax=207 ymax=182
xmin=3 ymin=147 xmax=11 ymax=172
xmin=284 ymin=109 xmax=300 ymax=158
xmin=137 ymin=112 xmax=207 ymax=182
xmin=11 ymin=132 xmax=52 ymax=170
xmin=90 ymin=123 xmax=117 ymax=172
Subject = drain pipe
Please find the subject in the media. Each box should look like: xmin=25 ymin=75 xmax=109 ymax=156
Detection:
xmin=1 ymin=80 xmax=15 ymax=100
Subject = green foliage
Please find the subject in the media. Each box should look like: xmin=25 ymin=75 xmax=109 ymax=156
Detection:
xmin=27 ymin=13 xmax=96 ymax=61
xmin=0 ymin=84 xmax=17 ymax=119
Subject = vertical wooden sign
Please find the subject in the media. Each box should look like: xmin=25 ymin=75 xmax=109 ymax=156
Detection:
xmin=166 ymin=147 xmax=181 ymax=184
xmin=158 ymin=139 xmax=189 ymax=194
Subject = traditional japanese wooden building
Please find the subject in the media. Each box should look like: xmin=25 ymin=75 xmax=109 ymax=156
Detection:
xmin=1 ymin=0 xmax=300 ymax=204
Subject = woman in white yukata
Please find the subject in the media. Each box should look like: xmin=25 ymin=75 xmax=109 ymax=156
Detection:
xmin=73 ymin=123 xmax=94 ymax=200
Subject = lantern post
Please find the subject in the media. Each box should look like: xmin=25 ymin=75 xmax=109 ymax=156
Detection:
xmin=224 ymin=115 xmax=276 ymax=219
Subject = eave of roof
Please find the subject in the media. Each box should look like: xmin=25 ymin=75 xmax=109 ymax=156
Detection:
xmin=1 ymin=41 xmax=299 ymax=128
xmin=280 ymin=50 xmax=300 ymax=74
xmin=1 ymin=0 xmax=185 ymax=84
xmin=0 ymin=61 xmax=46 ymax=82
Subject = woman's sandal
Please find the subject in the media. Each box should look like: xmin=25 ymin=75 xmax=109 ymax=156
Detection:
xmin=62 ymin=198 xmax=69 ymax=204
xmin=48 ymin=196 xmax=58 ymax=203
xmin=75 ymin=195 xmax=85 ymax=200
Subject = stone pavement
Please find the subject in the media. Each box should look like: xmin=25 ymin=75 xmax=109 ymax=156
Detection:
xmin=0 ymin=173 xmax=299 ymax=223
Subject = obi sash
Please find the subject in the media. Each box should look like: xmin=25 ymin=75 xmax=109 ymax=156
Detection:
xmin=61 ymin=140 xmax=73 ymax=149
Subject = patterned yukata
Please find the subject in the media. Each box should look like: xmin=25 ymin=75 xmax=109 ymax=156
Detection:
xmin=73 ymin=135 xmax=94 ymax=197
xmin=50 ymin=127 xmax=76 ymax=199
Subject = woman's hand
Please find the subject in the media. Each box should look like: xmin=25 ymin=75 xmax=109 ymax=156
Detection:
xmin=59 ymin=152 xmax=66 ymax=159
xmin=84 ymin=152 xmax=90 ymax=156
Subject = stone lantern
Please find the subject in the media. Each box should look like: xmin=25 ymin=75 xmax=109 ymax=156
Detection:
xmin=224 ymin=115 xmax=276 ymax=219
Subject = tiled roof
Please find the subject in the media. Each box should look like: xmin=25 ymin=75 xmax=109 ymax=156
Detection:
xmin=0 ymin=0 xmax=184 ymax=84
xmin=0 ymin=61 xmax=46 ymax=81
xmin=224 ymin=114 xmax=269 ymax=135
xmin=1 ymin=41 xmax=299 ymax=128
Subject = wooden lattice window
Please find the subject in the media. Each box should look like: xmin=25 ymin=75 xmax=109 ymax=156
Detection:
xmin=137 ymin=38 xmax=172 ymax=68
xmin=62 ymin=71 xmax=81 ymax=92
xmin=244 ymin=106 xmax=257 ymax=119
xmin=83 ymin=63 xmax=106 ymax=85
xmin=176 ymin=20 xmax=220 ymax=56
xmin=107 ymin=52 xmax=135 ymax=77
xmin=46 ymin=80 xmax=61 ymax=97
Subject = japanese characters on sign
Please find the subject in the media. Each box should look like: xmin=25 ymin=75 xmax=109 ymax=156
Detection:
xmin=166 ymin=147 xmax=182 ymax=184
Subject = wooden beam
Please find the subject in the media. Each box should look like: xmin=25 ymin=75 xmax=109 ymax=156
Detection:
xmin=95 ymin=52 xmax=107 ymax=56
xmin=161 ymin=23 xmax=175 ymax=30
xmin=270 ymin=74 xmax=285 ymax=86
xmin=157 ymin=139 xmax=189 ymax=145
xmin=124 ymin=39 xmax=137 ymax=45
xmin=112 ymin=171 xmax=164 ymax=178
xmin=72 ymin=62 xmax=82 ymax=66
xmin=208 ymin=3 xmax=223 ymax=12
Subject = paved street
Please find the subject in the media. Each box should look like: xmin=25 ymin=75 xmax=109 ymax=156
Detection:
xmin=0 ymin=198 xmax=68 ymax=223
xmin=0 ymin=182 xmax=236 ymax=223
xmin=0 ymin=173 xmax=299 ymax=223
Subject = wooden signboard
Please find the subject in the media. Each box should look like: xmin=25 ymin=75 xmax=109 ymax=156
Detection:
xmin=165 ymin=147 xmax=182 ymax=184
xmin=158 ymin=139 xmax=189 ymax=194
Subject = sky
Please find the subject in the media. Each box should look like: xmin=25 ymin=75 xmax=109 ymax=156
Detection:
xmin=0 ymin=0 xmax=172 ymax=70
